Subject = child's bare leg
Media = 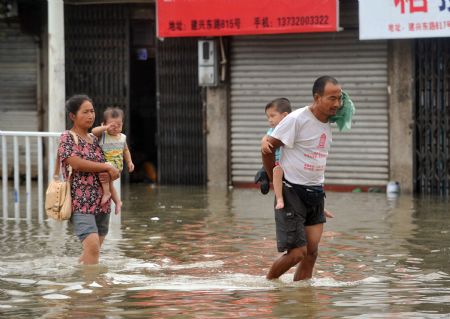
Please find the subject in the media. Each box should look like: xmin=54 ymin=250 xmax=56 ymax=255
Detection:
xmin=273 ymin=166 xmax=284 ymax=209
xmin=101 ymin=181 xmax=111 ymax=205
xmin=110 ymin=182 xmax=122 ymax=214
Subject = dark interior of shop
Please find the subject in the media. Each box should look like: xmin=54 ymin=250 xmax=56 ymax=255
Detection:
xmin=129 ymin=17 xmax=157 ymax=183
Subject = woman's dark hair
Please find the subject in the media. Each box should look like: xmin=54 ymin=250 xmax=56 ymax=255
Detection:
xmin=312 ymin=76 xmax=339 ymax=96
xmin=103 ymin=106 xmax=124 ymax=122
xmin=265 ymin=97 xmax=292 ymax=114
xmin=66 ymin=94 xmax=93 ymax=116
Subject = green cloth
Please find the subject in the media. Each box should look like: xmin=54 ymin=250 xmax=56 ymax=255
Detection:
xmin=329 ymin=91 xmax=355 ymax=132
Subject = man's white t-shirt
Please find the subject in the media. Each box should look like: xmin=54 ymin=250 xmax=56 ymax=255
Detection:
xmin=270 ymin=106 xmax=332 ymax=186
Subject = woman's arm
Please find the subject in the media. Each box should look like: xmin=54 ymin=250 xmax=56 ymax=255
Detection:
xmin=65 ymin=156 xmax=120 ymax=180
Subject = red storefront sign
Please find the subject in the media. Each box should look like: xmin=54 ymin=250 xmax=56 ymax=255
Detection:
xmin=157 ymin=0 xmax=338 ymax=37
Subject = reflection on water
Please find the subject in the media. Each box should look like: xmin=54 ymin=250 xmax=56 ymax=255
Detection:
xmin=1 ymin=184 xmax=450 ymax=318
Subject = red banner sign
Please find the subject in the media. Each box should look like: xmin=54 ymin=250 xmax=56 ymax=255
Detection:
xmin=157 ymin=0 xmax=338 ymax=38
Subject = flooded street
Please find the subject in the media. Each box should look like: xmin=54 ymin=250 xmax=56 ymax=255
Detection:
xmin=1 ymin=184 xmax=450 ymax=318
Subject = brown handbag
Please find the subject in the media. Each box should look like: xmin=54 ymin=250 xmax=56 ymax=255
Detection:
xmin=45 ymin=132 xmax=78 ymax=221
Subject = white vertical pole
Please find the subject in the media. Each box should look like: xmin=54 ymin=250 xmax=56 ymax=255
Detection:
xmin=38 ymin=137 xmax=44 ymax=223
xmin=48 ymin=0 xmax=66 ymax=133
xmin=48 ymin=137 xmax=55 ymax=183
xmin=25 ymin=137 xmax=32 ymax=221
xmin=13 ymin=136 xmax=19 ymax=220
xmin=2 ymin=135 xmax=8 ymax=219
xmin=110 ymin=178 xmax=121 ymax=225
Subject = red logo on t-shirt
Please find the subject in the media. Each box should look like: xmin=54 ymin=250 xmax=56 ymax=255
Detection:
xmin=318 ymin=133 xmax=326 ymax=149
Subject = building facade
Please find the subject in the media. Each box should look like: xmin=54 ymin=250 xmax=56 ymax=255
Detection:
xmin=1 ymin=0 xmax=449 ymax=195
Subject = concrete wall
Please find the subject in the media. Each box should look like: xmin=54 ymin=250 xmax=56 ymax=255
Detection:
xmin=388 ymin=40 xmax=414 ymax=193
xmin=206 ymin=85 xmax=229 ymax=186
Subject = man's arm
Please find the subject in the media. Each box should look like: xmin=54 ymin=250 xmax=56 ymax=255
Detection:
xmin=261 ymin=136 xmax=284 ymax=181
xmin=261 ymin=134 xmax=273 ymax=154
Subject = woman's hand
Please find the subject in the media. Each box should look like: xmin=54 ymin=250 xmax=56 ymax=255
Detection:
xmin=106 ymin=165 xmax=120 ymax=180
xmin=98 ymin=172 xmax=110 ymax=184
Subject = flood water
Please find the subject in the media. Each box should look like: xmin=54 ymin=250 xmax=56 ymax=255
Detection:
xmin=1 ymin=184 xmax=450 ymax=318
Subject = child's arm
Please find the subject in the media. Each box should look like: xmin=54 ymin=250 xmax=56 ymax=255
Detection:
xmin=91 ymin=123 xmax=109 ymax=137
xmin=124 ymin=143 xmax=134 ymax=172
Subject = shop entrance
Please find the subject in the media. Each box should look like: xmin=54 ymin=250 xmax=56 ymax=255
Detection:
xmin=415 ymin=39 xmax=450 ymax=195
xmin=65 ymin=4 xmax=204 ymax=185
xmin=128 ymin=16 xmax=157 ymax=183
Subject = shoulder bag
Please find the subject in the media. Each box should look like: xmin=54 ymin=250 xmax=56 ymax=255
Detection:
xmin=45 ymin=131 xmax=78 ymax=221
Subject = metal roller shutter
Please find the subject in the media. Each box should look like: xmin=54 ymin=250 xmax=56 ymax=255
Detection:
xmin=157 ymin=37 xmax=206 ymax=185
xmin=0 ymin=20 xmax=38 ymax=116
xmin=65 ymin=4 xmax=129 ymax=125
xmin=0 ymin=20 xmax=39 ymax=176
xmin=230 ymin=31 xmax=388 ymax=186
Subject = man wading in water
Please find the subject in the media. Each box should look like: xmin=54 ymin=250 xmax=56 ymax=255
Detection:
xmin=262 ymin=76 xmax=341 ymax=281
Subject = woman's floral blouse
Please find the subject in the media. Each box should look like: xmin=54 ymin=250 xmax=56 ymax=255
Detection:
xmin=58 ymin=130 xmax=110 ymax=214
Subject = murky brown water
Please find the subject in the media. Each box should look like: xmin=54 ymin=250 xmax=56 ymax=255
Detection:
xmin=1 ymin=184 xmax=450 ymax=318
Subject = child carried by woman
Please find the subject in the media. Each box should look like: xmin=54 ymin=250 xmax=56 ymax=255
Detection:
xmin=92 ymin=107 xmax=134 ymax=214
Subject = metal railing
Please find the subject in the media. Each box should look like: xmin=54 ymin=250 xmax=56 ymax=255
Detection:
xmin=1 ymin=130 xmax=61 ymax=222
xmin=1 ymin=130 xmax=122 ymax=224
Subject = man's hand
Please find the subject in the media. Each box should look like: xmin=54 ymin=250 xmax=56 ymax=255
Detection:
xmin=261 ymin=136 xmax=284 ymax=181
xmin=261 ymin=136 xmax=274 ymax=155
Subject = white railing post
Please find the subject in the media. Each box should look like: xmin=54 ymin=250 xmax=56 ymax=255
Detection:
xmin=13 ymin=136 xmax=19 ymax=219
xmin=2 ymin=135 xmax=8 ymax=219
xmin=48 ymin=137 xmax=55 ymax=184
xmin=110 ymin=178 xmax=121 ymax=225
xmin=37 ymin=136 xmax=44 ymax=223
xmin=25 ymin=136 xmax=32 ymax=221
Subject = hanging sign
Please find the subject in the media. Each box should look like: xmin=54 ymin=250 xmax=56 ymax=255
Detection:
xmin=156 ymin=0 xmax=338 ymax=38
xmin=360 ymin=0 xmax=450 ymax=39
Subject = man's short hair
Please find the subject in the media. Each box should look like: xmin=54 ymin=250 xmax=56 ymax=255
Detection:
xmin=312 ymin=76 xmax=339 ymax=96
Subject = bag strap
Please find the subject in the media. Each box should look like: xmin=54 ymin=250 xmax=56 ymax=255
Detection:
xmin=53 ymin=131 xmax=79 ymax=179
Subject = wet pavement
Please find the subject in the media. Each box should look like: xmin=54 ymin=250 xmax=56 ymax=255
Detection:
xmin=1 ymin=184 xmax=450 ymax=318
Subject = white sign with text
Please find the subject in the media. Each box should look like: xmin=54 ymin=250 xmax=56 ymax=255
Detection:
xmin=359 ymin=0 xmax=450 ymax=39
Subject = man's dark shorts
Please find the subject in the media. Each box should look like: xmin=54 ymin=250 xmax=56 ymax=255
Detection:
xmin=71 ymin=212 xmax=110 ymax=242
xmin=274 ymin=181 xmax=326 ymax=252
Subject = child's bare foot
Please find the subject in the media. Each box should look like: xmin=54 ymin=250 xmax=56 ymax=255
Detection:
xmin=101 ymin=192 xmax=111 ymax=205
xmin=324 ymin=208 xmax=335 ymax=218
xmin=115 ymin=201 xmax=122 ymax=215
xmin=275 ymin=198 xmax=284 ymax=209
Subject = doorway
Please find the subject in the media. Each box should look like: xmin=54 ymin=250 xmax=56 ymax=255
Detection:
xmin=414 ymin=39 xmax=450 ymax=196
xmin=129 ymin=16 xmax=157 ymax=183
xmin=65 ymin=3 xmax=205 ymax=185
